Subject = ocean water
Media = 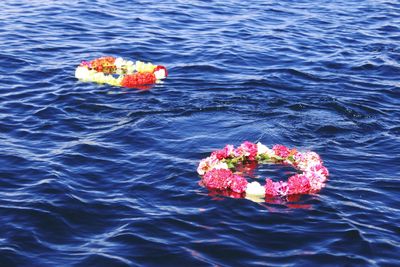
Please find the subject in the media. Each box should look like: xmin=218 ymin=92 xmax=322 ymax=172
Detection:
xmin=1 ymin=0 xmax=399 ymax=266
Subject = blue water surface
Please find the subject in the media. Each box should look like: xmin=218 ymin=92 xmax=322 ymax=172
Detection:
xmin=0 ymin=0 xmax=399 ymax=266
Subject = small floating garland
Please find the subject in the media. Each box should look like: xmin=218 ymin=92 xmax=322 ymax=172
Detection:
xmin=75 ymin=56 xmax=167 ymax=88
xmin=197 ymin=142 xmax=329 ymax=198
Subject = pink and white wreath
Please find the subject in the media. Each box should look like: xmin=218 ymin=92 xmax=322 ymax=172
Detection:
xmin=197 ymin=142 xmax=329 ymax=198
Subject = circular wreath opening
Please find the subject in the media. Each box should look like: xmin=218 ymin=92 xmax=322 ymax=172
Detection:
xmin=197 ymin=142 xmax=329 ymax=199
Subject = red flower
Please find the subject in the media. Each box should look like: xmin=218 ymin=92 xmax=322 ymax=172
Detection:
xmin=121 ymin=72 xmax=156 ymax=88
xmin=211 ymin=144 xmax=234 ymax=160
xmin=211 ymin=149 xmax=227 ymax=160
xmin=154 ymin=65 xmax=168 ymax=77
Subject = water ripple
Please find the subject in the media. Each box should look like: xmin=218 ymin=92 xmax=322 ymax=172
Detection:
xmin=0 ymin=0 xmax=399 ymax=266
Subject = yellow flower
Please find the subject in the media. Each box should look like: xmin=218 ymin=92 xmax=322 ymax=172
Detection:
xmin=136 ymin=61 xmax=156 ymax=73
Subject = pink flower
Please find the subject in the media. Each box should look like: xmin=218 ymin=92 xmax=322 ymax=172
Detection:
xmin=305 ymin=171 xmax=325 ymax=191
xmin=272 ymin=144 xmax=291 ymax=158
xmin=292 ymin=152 xmax=304 ymax=166
xmin=80 ymin=60 xmax=91 ymax=67
xmin=202 ymin=169 xmax=233 ymax=190
xmin=287 ymin=174 xmax=311 ymax=194
xmin=211 ymin=144 xmax=234 ymax=160
xmin=295 ymin=151 xmax=323 ymax=170
xmin=275 ymin=181 xmax=289 ymax=196
xmin=229 ymin=174 xmax=248 ymax=193
xmin=306 ymin=151 xmax=321 ymax=162
xmin=224 ymin=144 xmax=235 ymax=156
xmin=305 ymin=151 xmax=322 ymax=167
xmin=311 ymin=164 xmax=329 ymax=178
xmin=265 ymin=178 xmax=278 ymax=196
xmin=211 ymin=150 xmax=225 ymax=160
xmin=235 ymin=141 xmax=258 ymax=160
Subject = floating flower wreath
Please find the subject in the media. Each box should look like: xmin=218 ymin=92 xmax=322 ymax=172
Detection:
xmin=75 ymin=56 xmax=167 ymax=88
xmin=197 ymin=142 xmax=329 ymax=198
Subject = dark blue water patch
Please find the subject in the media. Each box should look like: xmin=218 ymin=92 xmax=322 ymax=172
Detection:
xmin=0 ymin=0 xmax=400 ymax=266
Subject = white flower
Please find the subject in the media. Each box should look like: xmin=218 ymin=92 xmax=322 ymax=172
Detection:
xmin=154 ymin=69 xmax=166 ymax=80
xmin=135 ymin=61 xmax=144 ymax=72
xmin=115 ymin=68 xmax=124 ymax=75
xmin=213 ymin=162 xmax=229 ymax=170
xmin=114 ymin=57 xmax=124 ymax=68
xmin=126 ymin=65 xmax=135 ymax=74
xmin=124 ymin=61 xmax=135 ymax=73
xmin=245 ymin=181 xmax=265 ymax=196
xmin=256 ymin=142 xmax=272 ymax=156
xmin=93 ymin=72 xmax=106 ymax=83
xmin=75 ymin=66 xmax=90 ymax=80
